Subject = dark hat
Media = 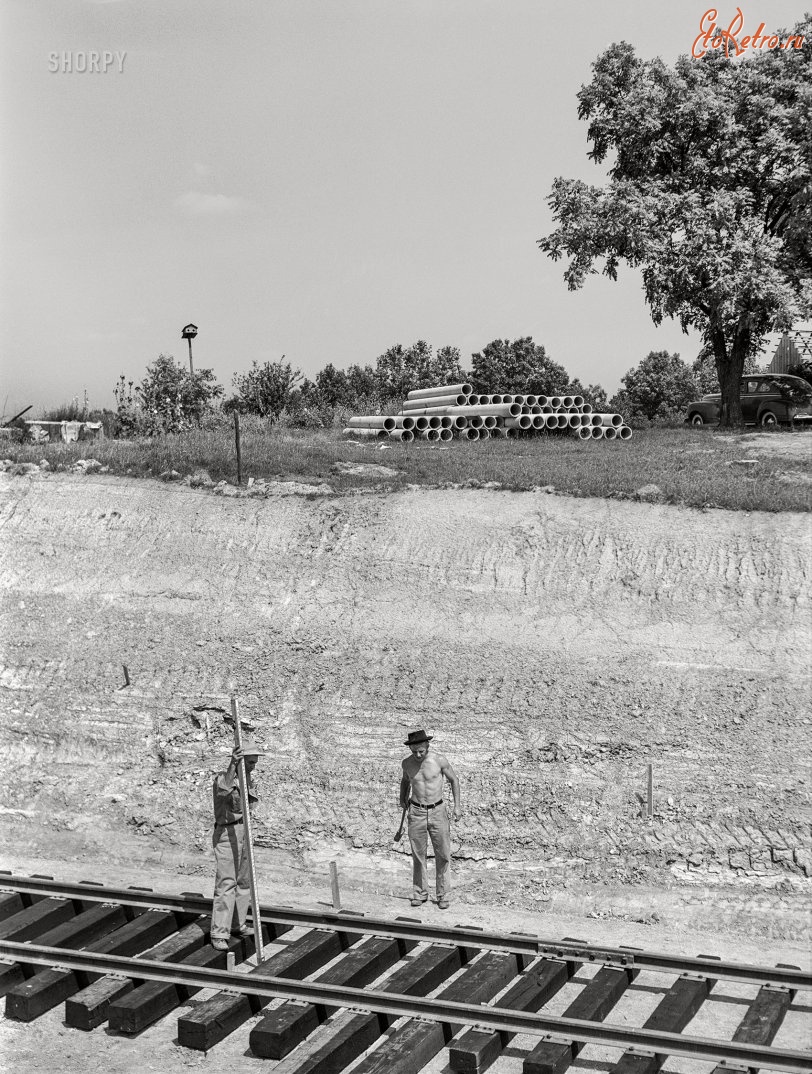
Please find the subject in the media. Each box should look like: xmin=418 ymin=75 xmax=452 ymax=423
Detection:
xmin=404 ymin=729 xmax=433 ymax=746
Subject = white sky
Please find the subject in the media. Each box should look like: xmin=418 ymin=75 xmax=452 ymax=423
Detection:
xmin=0 ymin=0 xmax=806 ymax=415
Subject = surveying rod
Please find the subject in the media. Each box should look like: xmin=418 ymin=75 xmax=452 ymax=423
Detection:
xmin=230 ymin=695 xmax=264 ymax=965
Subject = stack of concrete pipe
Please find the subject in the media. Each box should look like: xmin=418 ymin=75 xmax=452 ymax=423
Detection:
xmin=345 ymin=382 xmax=631 ymax=443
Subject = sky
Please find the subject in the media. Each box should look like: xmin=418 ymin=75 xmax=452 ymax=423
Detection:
xmin=0 ymin=0 xmax=808 ymax=417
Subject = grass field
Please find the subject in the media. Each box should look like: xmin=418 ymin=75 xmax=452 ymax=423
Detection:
xmin=3 ymin=423 xmax=811 ymax=512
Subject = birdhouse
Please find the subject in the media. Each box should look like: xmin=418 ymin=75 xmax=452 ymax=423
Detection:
xmin=181 ymin=323 xmax=198 ymax=339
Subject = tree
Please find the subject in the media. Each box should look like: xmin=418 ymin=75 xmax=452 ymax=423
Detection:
xmin=375 ymin=341 xmax=463 ymax=400
xmin=620 ymin=350 xmax=698 ymax=420
xmin=314 ymin=363 xmax=351 ymax=407
xmin=230 ymin=358 xmax=302 ymax=418
xmin=539 ymin=20 xmax=812 ymax=427
xmin=116 ymin=354 xmax=223 ymax=436
xmin=470 ymin=337 xmax=570 ymax=394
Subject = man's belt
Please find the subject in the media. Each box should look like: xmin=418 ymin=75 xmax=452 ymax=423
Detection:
xmin=409 ymin=800 xmax=444 ymax=809
xmin=215 ymin=819 xmax=244 ymax=828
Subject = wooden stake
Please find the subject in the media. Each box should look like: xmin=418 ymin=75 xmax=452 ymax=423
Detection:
xmin=329 ymin=861 xmax=341 ymax=911
xmin=122 ymin=665 xmax=130 ymax=687
xmin=234 ymin=412 xmax=242 ymax=486
xmin=647 ymin=763 xmax=654 ymax=821
xmin=230 ymin=696 xmax=263 ymax=964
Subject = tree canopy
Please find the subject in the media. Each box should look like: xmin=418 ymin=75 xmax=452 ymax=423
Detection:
xmin=539 ymin=18 xmax=812 ymax=426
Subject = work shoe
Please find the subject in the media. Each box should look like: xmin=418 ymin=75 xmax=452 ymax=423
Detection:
xmin=437 ymin=898 xmax=449 ymax=910
xmin=211 ymin=937 xmax=229 ymax=951
xmin=232 ymin=925 xmax=254 ymax=937
xmin=410 ymin=896 xmax=428 ymax=907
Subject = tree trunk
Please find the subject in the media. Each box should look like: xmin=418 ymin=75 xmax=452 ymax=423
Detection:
xmin=713 ymin=324 xmax=749 ymax=428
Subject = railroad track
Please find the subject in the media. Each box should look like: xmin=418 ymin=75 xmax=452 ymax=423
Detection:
xmin=0 ymin=872 xmax=809 ymax=1073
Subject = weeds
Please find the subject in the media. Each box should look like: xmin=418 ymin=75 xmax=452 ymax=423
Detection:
xmin=2 ymin=426 xmax=810 ymax=512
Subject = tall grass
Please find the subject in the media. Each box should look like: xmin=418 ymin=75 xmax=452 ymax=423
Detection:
xmin=3 ymin=424 xmax=810 ymax=512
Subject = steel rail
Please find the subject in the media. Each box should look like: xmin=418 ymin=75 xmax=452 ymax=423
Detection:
xmin=1 ymin=942 xmax=809 ymax=1073
xmin=2 ymin=873 xmax=808 ymax=990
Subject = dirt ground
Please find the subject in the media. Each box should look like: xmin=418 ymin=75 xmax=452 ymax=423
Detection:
xmin=0 ymin=433 xmax=810 ymax=1072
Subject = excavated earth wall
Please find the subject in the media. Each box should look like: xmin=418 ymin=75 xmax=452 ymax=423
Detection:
xmin=0 ymin=472 xmax=810 ymax=925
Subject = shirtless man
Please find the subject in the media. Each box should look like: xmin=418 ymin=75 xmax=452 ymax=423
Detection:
xmin=399 ymin=729 xmax=462 ymax=909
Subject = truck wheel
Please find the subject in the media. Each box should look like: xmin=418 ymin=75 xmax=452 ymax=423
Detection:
xmin=689 ymin=413 xmax=705 ymax=426
xmin=759 ymin=410 xmax=779 ymax=427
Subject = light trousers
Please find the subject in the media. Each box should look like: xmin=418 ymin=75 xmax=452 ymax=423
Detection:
xmin=408 ymin=802 xmax=451 ymax=901
xmin=211 ymin=824 xmax=250 ymax=939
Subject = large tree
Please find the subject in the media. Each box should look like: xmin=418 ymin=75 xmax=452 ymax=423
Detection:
xmin=470 ymin=336 xmax=569 ymax=394
xmin=539 ymin=18 xmax=812 ymax=426
xmin=620 ymin=350 xmax=698 ymax=420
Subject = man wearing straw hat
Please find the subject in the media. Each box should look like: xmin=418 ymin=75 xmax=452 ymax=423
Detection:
xmin=211 ymin=741 xmax=264 ymax=950
xmin=399 ymin=729 xmax=462 ymax=910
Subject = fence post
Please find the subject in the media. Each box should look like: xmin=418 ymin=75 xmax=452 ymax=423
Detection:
xmin=330 ymin=861 xmax=341 ymax=911
xmin=234 ymin=411 xmax=242 ymax=486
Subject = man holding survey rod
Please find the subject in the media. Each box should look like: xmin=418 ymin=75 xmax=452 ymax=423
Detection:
xmin=210 ymin=737 xmax=264 ymax=950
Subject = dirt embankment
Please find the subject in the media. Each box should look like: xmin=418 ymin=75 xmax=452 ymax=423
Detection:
xmin=0 ymin=472 xmax=809 ymax=936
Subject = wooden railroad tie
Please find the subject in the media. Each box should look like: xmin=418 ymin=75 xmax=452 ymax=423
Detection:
xmin=263 ymin=932 xmax=474 ymax=1074
xmin=65 ymin=915 xmax=213 ymax=1031
xmin=106 ymin=923 xmax=280 ymax=1034
xmin=177 ymin=913 xmax=366 ymax=1052
xmin=5 ymin=906 xmax=184 ymax=1022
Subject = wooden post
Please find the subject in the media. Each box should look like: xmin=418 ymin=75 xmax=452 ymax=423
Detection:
xmin=122 ymin=665 xmax=130 ymax=687
xmin=330 ymin=861 xmax=341 ymax=911
xmin=234 ymin=411 xmax=242 ymax=486
xmin=230 ymin=696 xmax=262 ymax=964
xmin=647 ymin=763 xmax=654 ymax=821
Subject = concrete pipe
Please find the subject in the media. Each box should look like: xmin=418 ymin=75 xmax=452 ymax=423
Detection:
xmin=505 ymin=427 xmax=519 ymax=438
xmin=438 ymin=427 xmax=454 ymax=441
xmin=555 ymin=414 xmax=570 ymax=429
xmin=573 ymin=395 xmax=584 ymax=407
xmin=577 ymin=426 xmax=593 ymax=440
xmin=541 ymin=405 xmax=553 ymax=414
xmin=439 ymin=415 xmax=453 ymax=428
xmin=512 ymin=395 xmax=526 ymax=405
xmin=566 ymin=412 xmax=582 ymax=428
xmin=532 ymin=415 xmax=546 ymax=430
xmin=450 ymin=415 xmax=468 ymax=429
xmin=501 ymin=394 xmax=514 ymax=403
xmin=403 ymin=394 xmax=467 ymax=410
xmin=490 ymin=426 xmax=508 ymax=438
xmin=603 ymin=425 xmax=618 ymax=440
xmin=467 ymin=414 xmax=484 ymax=429
xmin=529 ymin=404 xmax=542 ymax=414
xmin=478 ymin=428 xmax=491 ymax=441
xmin=562 ymin=395 xmax=575 ymax=409
xmin=420 ymin=428 xmax=441 ymax=441
xmin=589 ymin=413 xmax=604 ymax=427
xmin=466 ymin=394 xmax=481 ymax=406
xmin=535 ymin=396 xmax=548 ymax=407
xmin=491 ymin=394 xmax=503 ymax=404
xmin=392 ymin=415 xmax=416 ymax=430
xmin=343 ymin=427 xmax=388 ymax=440
xmin=389 ymin=428 xmax=414 ymax=442
xmin=427 ymin=415 xmax=442 ymax=429
xmin=444 ymin=403 xmax=520 ymax=418
xmin=482 ymin=415 xmax=497 ymax=429
xmin=595 ymin=413 xmax=624 ymax=427
xmin=590 ymin=426 xmax=605 ymax=439
xmin=413 ymin=416 xmax=429 ymax=430
xmin=580 ymin=402 xmax=593 ymax=414
xmin=618 ymin=425 xmax=632 ymax=440
xmin=505 ymin=415 xmax=533 ymax=429
xmin=348 ymin=415 xmax=396 ymax=430
xmin=407 ymin=383 xmax=472 ymax=400
xmin=549 ymin=395 xmax=563 ymax=409
xmin=524 ymin=394 xmax=538 ymax=406
xmin=461 ymin=426 xmax=480 ymax=441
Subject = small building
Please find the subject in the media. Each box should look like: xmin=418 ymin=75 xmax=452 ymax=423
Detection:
xmin=768 ymin=330 xmax=812 ymax=374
